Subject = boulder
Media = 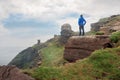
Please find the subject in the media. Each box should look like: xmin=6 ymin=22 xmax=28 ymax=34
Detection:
xmin=64 ymin=35 xmax=113 ymax=62
xmin=0 ymin=66 xmax=35 ymax=80
xmin=59 ymin=23 xmax=73 ymax=44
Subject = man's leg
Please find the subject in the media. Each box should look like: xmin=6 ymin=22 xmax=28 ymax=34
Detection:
xmin=81 ymin=26 xmax=85 ymax=36
xmin=79 ymin=26 xmax=81 ymax=36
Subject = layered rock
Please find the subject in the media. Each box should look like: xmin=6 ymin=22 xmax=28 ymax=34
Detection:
xmin=64 ymin=35 xmax=113 ymax=62
xmin=0 ymin=66 xmax=35 ymax=80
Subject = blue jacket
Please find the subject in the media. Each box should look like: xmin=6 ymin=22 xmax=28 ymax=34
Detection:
xmin=78 ymin=16 xmax=86 ymax=26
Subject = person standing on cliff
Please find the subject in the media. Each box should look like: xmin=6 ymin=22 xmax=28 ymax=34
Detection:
xmin=78 ymin=15 xmax=86 ymax=36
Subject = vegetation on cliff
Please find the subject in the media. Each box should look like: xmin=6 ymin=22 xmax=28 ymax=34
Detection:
xmin=31 ymin=46 xmax=120 ymax=80
xmin=40 ymin=40 xmax=65 ymax=67
xmin=110 ymin=31 xmax=120 ymax=43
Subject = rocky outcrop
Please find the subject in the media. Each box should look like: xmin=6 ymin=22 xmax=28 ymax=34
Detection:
xmin=91 ymin=22 xmax=105 ymax=31
xmin=8 ymin=47 xmax=41 ymax=69
xmin=91 ymin=14 xmax=120 ymax=34
xmin=100 ymin=22 xmax=120 ymax=34
xmin=59 ymin=23 xmax=73 ymax=44
xmin=0 ymin=66 xmax=35 ymax=80
xmin=64 ymin=35 xmax=113 ymax=62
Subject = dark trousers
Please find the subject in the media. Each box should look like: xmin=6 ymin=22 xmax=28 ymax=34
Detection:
xmin=79 ymin=25 xmax=85 ymax=36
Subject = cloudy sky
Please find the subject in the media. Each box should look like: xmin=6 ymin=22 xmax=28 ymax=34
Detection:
xmin=0 ymin=0 xmax=120 ymax=65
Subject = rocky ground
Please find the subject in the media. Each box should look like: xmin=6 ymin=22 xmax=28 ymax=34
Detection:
xmin=0 ymin=66 xmax=35 ymax=80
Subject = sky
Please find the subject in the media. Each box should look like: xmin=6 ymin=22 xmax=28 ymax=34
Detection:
xmin=0 ymin=0 xmax=120 ymax=65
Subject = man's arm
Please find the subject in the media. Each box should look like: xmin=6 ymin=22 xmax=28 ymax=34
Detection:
xmin=83 ymin=18 xmax=86 ymax=25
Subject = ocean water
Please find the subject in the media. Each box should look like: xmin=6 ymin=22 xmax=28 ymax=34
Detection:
xmin=0 ymin=47 xmax=25 ymax=65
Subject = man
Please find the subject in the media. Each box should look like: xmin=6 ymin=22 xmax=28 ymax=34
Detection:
xmin=78 ymin=15 xmax=86 ymax=36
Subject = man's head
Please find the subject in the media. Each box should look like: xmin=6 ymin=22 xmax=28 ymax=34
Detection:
xmin=80 ymin=14 xmax=83 ymax=17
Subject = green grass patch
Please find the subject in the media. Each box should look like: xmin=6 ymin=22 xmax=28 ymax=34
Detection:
xmin=88 ymin=47 xmax=120 ymax=79
xmin=110 ymin=31 xmax=120 ymax=43
xmin=40 ymin=41 xmax=66 ymax=67
xmin=32 ymin=67 xmax=62 ymax=80
xmin=95 ymin=31 xmax=104 ymax=35
xmin=85 ymin=31 xmax=97 ymax=35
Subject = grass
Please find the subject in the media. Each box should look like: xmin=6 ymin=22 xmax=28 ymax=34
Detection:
xmin=88 ymin=48 xmax=120 ymax=80
xmin=85 ymin=31 xmax=97 ymax=35
xmin=31 ymin=46 xmax=120 ymax=80
xmin=110 ymin=31 xmax=120 ymax=43
xmin=95 ymin=31 xmax=104 ymax=35
xmin=32 ymin=67 xmax=62 ymax=80
xmin=39 ymin=40 xmax=66 ymax=67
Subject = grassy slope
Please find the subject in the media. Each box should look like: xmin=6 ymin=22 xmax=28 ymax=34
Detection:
xmin=40 ymin=41 xmax=65 ymax=67
xmin=32 ymin=47 xmax=120 ymax=80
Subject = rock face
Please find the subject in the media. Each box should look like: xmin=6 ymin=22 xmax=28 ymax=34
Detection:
xmin=100 ymin=22 xmax=120 ymax=34
xmin=91 ymin=15 xmax=120 ymax=34
xmin=0 ymin=66 xmax=35 ymax=80
xmin=91 ymin=22 xmax=105 ymax=31
xmin=8 ymin=47 xmax=41 ymax=69
xmin=64 ymin=35 xmax=113 ymax=62
xmin=59 ymin=23 xmax=73 ymax=44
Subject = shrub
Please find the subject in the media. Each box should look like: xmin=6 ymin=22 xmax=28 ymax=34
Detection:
xmin=110 ymin=31 xmax=120 ymax=43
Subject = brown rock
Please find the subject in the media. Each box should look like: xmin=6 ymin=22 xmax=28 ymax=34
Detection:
xmin=0 ymin=66 xmax=35 ymax=80
xmin=64 ymin=35 xmax=113 ymax=62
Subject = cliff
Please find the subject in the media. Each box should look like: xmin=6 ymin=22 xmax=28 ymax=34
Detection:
xmin=8 ymin=41 xmax=48 ymax=69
